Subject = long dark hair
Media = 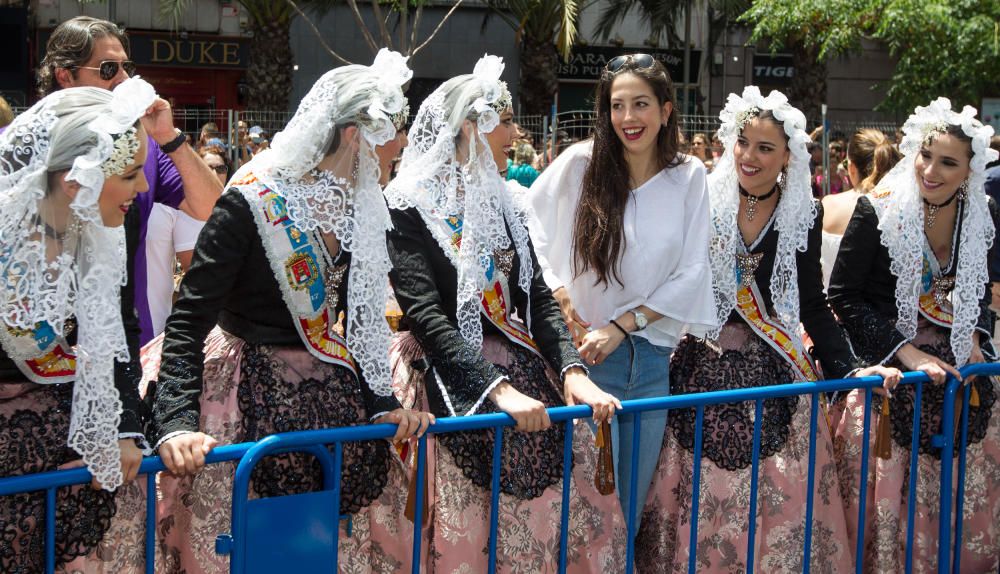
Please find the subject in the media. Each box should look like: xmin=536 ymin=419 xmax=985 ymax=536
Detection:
xmin=573 ymin=58 xmax=682 ymax=287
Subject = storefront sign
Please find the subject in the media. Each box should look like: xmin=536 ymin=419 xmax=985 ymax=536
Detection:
xmin=557 ymin=46 xmax=701 ymax=84
xmin=37 ymin=30 xmax=249 ymax=71
xmin=131 ymin=34 xmax=248 ymax=69
xmin=752 ymin=53 xmax=795 ymax=85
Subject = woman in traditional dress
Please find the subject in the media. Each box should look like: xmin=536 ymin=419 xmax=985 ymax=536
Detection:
xmin=384 ymin=54 xmax=627 ymax=573
xmin=828 ymin=98 xmax=1000 ymax=572
xmin=819 ymin=128 xmax=901 ymax=288
xmin=527 ymin=54 xmax=717 ymax=527
xmin=635 ymin=86 xmax=901 ymax=572
xmin=149 ymin=49 xmax=434 ymax=574
xmin=0 ymin=78 xmax=155 ymax=572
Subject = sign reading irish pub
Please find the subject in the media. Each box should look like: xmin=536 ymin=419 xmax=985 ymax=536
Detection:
xmin=556 ymin=46 xmax=701 ymax=84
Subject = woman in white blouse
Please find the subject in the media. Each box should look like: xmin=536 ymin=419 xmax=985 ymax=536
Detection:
xmin=528 ymin=54 xmax=716 ymax=527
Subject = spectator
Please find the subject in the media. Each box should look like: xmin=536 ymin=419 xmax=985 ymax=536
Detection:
xmin=247 ymin=125 xmax=269 ymax=157
xmin=197 ymin=121 xmax=220 ymax=150
xmin=199 ymin=144 xmax=231 ymax=187
xmin=505 ymin=141 xmax=540 ymax=187
xmin=689 ymin=132 xmax=708 ymax=163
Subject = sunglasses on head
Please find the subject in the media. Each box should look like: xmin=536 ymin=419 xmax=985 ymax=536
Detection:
xmin=73 ymin=60 xmax=137 ymax=81
xmin=605 ymin=53 xmax=655 ymax=73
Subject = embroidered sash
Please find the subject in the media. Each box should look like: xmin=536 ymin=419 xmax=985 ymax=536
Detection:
xmin=437 ymin=215 xmax=541 ymax=357
xmin=0 ymin=321 xmax=76 ymax=384
xmin=237 ymin=173 xmax=356 ymax=375
xmin=917 ymin=250 xmax=954 ymax=328
xmin=734 ymin=279 xmax=818 ymax=382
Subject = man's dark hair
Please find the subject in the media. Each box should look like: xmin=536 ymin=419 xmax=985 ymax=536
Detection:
xmin=37 ymin=16 xmax=130 ymax=98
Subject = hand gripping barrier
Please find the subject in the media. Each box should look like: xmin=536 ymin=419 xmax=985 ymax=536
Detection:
xmin=1 ymin=364 xmax=998 ymax=574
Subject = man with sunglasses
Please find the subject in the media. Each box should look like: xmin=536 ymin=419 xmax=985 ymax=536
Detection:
xmin=37 ymin=16 xmax=224 ymax=346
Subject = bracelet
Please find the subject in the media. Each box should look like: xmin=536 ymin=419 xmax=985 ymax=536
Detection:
xmin=159 ymin=128 xmax=187 ymax=154
xmin=609 ymin=319 xmax=629 ymax=337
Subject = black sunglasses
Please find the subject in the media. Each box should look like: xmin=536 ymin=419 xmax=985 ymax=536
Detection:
xmin=209 ymin=164 xmax=228 ymax=174
xmin=606 ymin=53 xmax=655 ymax=73
xmin=73 ymin=60 xmax=137 ymax=81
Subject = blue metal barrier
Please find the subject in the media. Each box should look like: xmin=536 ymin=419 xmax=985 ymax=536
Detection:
xmin=1 ymin=365 xmax=997 ymax=574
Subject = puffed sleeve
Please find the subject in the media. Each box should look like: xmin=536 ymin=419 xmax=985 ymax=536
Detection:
xmin=152 ymin=190 xmax=254 ymax=442
xmin=639 ymin=161 xmax=718 ymax=339
xmin=798 ymin=202 xmax=862 ymax=379
xmin=387 ymin=207 xmax=506 ymax=417
xmin=828 ymin=196 xmax=909 ymax=365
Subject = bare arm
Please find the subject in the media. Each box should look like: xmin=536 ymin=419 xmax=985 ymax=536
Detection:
xmin=141 ymin=98 xmax=223 ymax=221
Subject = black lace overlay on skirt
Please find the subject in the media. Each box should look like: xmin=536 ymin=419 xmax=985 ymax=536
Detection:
xmin=882 ymin=333 xmax=996 ymax=460
xmin=668 ymin=331 xmax=800 ymax=471
xmin=0 ymin=382 xmax=116 ymax=572
xmin=436 ymin=344 xmax=568 ymax=500
xmin=236 ymin=345 xmax=391 ymax=515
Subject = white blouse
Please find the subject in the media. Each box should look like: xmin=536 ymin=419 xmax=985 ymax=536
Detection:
xmin=526 ymin=141 xmax=717 ymax=348
xmin=820 ymin=230 xmax=843 ymax=292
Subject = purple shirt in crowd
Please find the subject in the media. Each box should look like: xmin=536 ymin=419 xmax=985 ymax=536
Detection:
xmin=136 ymin=135 xmax=185 ymax=345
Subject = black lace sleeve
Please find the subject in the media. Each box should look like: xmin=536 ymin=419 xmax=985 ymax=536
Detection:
xmin=115 ymin=206 xmax=144 ymax=437
xmin=387 ymin=207 xmax=505 ymax=417
xmin=798 ymin=202 xmax=861 ymax=379
xmin=323 ymin=248 xmax=401 ymax=418
xmin=152 ymin=190 xmax=256 ymax=442
xmin=828 ymin=196 xmax=909 ymax=365
xmin=516 ymin=232 xmax=582 ymax=377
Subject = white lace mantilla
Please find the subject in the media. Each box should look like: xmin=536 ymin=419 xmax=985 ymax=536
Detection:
xmin=707 ymin=87 xmax=816 ymax=344
xmin=869 ymin=97 xmax=998 ymax=366
xmin=384 ymin=55 xmax=533 ymax=350
xmin=232 ymin=50 xmax=411 ymax=397
xmin=0 ymin=78 xmax=157 ymax=490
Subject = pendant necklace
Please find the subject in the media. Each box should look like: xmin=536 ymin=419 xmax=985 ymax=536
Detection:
xmin=922 ymin=191 xmax=960 ymax=228
xmin=738 ymin=185 xmax=779 ymax=221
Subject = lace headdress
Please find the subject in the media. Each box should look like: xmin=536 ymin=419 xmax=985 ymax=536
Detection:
xmin=384 ymin=54 xmax=531 ymax=349
xmin=0 ymin=78 xmax=157 ymax=490
xmin=238 ymin=48 xmax=411 ymax=396
xmin=869 ymin=97 xmax=997 ymax=366
xmin=708 ymin=86 xmax=816 ymax=340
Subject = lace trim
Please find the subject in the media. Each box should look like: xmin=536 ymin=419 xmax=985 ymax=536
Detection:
xmin=708 ymin=87 xmax=816 ymax=345
xmin=384 ymin=63 xmax=533 ymax=352
xmin=464 ymin=374 xmax=508 ymax=417
xmin=431 ymin=367 xmax=459 ymax=417
xmin=870 ymin=98 xmax=997 ymax=367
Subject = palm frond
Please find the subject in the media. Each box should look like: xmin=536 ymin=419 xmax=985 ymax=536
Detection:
xmin=157 ymin=0 xmax=191 ymax=31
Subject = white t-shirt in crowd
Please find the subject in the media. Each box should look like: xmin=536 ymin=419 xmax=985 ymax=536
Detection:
xmin=526 ymin=141 xmax=718 ymax=347
xmin=145 ymin=203 xmax=205 ymax=338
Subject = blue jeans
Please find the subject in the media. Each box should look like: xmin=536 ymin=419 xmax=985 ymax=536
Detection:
xmin=587 ymin=335 xmax=671 ymax=532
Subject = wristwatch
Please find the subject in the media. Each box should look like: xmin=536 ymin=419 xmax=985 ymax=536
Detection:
xmin=630 ymin=309 xmax=648 ymax=331
xmin=159 ymin=128 xmax=187 ymax=154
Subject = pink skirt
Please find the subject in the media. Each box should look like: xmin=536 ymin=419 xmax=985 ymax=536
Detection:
xmin=636 ymin=323 xmax=853 ymax=573
xmin=0 ymin=381 xmax=132 ymax=573
xmin=830 ymin=322 xmax=1000 ymax=573
xmin=390 ymin=332 xmax=628 ymax=573
xmin=145 ymin=327 xmax=414 ymax=573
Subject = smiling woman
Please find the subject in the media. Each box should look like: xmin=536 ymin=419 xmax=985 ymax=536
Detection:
xmin=827 ymin=98 xmax=1000 ymax=571
xmin=0 ymin=78 xmax=157 ymax=572
xmin=527 ymin=54 xmax=717 ymax=535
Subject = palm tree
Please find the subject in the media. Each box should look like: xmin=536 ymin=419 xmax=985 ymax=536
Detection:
xmin=483 ymin=0 xmax=579 ymax=116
